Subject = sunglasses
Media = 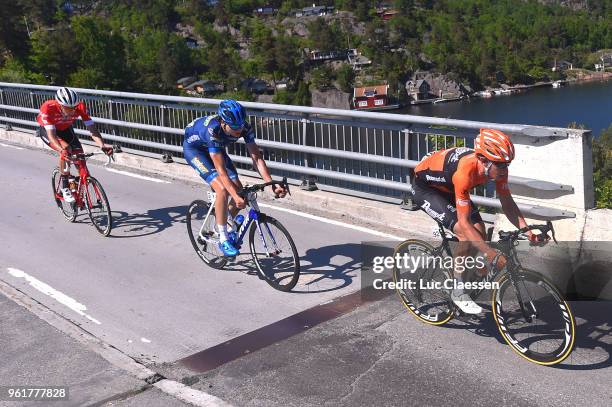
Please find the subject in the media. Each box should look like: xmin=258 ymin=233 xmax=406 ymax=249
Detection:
xmin=493 ymin=162 xmax=509 ymax=169
xmin=223 ymin=121 xmax=243 ymax=131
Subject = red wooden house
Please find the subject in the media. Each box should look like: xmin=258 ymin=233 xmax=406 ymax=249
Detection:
xmin=352 ymin=85 xmax=390 ymax=110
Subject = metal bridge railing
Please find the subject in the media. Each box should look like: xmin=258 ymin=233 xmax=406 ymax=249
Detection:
xmin=0 ymin=82 xmax=579 ymax=219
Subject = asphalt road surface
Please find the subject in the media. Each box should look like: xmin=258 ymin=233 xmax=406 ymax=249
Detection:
xmin=1 ymin=142 xmax=610 ymax=407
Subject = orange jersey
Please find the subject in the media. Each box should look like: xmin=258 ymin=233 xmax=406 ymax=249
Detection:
xmin=414 ymin=147 xmax=510 ymax=217
xmin=37 ymin=100 xmax=93 ymax=131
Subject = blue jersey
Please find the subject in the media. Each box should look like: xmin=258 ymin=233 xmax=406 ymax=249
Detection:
xmin=183 ymin=115 xmax=256 ymax=154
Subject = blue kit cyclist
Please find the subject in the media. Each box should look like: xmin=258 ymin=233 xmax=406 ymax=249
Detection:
xmin=183 ymin=99 xmax=286 ymax=257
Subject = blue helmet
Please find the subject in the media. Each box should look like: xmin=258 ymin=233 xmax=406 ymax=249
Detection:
xmin=218 ymin=99 xmax=246 ymax=129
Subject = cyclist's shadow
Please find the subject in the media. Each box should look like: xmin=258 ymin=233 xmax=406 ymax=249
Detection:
xmin=554 ymin=300 xmax=612 ymax=370
xmin=223 ymin=243 xmax=361 ymax=294
xmin=443 ymin=300 xmax=612 ymax=369
xmin=292 ymin=243 xmax=361 ymax=293
xmin=108 ymin=205 xmax=188 ymax=238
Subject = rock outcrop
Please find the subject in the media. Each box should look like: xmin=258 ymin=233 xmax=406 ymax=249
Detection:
xmin=311 ymin=89 xmax=351 ymax=110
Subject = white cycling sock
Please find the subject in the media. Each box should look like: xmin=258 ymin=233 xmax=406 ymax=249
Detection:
xmin=217 ymin=224 xmax=228 ymax=243
xmin=452 ymin=276 xmax=464 ymax=297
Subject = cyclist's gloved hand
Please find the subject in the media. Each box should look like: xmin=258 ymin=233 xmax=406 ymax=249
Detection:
xmin=234 ymin=195 xmax=247 ymax=209
xmin=60 ymin=148 xmax=70 ymax=161
xmin=273 ymin=185 xmax=287 ymax=198
xmin=528 ymin=231 xmax=549 ymax=246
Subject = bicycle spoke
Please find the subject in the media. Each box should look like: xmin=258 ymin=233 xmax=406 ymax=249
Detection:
xmin=249 ymin=216 xmax=300 ymax=291
xmin=493 ymin=272 xmax=575 ymax=365
xmin=393 ymin=240 xmax=454 ymax=325
xmin=187 ymin=200 xmax=227 ymax=269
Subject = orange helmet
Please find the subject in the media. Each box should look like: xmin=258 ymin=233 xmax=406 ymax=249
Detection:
xmin=474 ymin=128 xmax=515 ymax=163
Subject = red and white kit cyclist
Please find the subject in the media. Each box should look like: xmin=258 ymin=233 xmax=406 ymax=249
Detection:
xmin=37 ymin=87 xmax=113 ymax=202
xmin=412 ymin=129 xmax=546 ymax=314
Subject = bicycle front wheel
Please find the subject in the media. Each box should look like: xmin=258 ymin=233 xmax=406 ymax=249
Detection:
xmin=85 ymin=177 xmax=112 ymax=236
xmin=186 ymin=200 xmax=227 ymax=269
xmin=492 ymin=270 xmax=576 ymax=365
xmin=249 ymin=215 xmax=300 ymax=291
xmin=392 ymin=239 xmax=455 ymax=325
xmin=51 ymin=168 xmax=77 ymax=222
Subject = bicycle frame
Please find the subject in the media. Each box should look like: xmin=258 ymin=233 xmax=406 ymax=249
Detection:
xmin=55 ymin=155 xmax=91 ymax=209
xmin=435 ymin=223 xmax=538 ymax=321
xmin=198 ymin=190 xmax=281 ymax=256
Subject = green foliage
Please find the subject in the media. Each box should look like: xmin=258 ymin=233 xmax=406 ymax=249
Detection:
xmin=272 ymin=90 xmax=293 ymax=104
xmin=310 ymin=66 xmax=334 ymax=90
xmin=593 ymin=125 xmax=612 ymax=208
xmin=0 ymin=2 xmax=29 ymax=62
xmin=0 ymin=58 xmax=45 ymax=84
xmin=336 ymin=64 xmax=355 ymax=92
xmin=217 ymin=89 xmax=255 ymax=102
xmin=426 ymin=134 xmax=466 ymax=150
xmin=307 ymin=18 xmax=344 ymax=52
xmin=271 ymin=80 xmax=311 ymax=106
xmin=413 ymin=0 xmax=612 ymax=86
xmin=594 ymin=173 xmax=612 ymax=209
xmin=294 ymin=80 xmax=311 ymax=106
xmin=29 ymin=27 xmax=80 ymax=84
xmin=1 ymin=0 xmax=610 ymax=101
xmin=19 ymin=0 xmax=57 ymax=27
xmin=70 ymin=17 xmax=129 ymax=89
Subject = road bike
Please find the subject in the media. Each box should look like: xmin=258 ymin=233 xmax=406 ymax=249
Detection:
xmin=51 ymin=147 xmax=119 ymax=237
xmin=186 ymin=178 xmax=301 ymax=291
xmin=392 ymin=220 xmax=576 ymax=365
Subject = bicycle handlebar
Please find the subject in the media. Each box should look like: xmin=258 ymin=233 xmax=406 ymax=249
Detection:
xmin=239 ymin=177 xmax=291 ymax=197
xmin=498 ymin=220 xmax=557 ymax=243
xmin=65 ymin=144 xmax=122 ymax=166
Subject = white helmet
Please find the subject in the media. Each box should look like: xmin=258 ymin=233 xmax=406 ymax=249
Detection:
xmin=55 ymin=87 xmax=79 ymax=107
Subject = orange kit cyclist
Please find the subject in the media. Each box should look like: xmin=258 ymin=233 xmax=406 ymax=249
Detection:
xmin=411 ymin=128 xmax=545 ymax=314
xmin=37 ymin=87 xmax=113 ymax=203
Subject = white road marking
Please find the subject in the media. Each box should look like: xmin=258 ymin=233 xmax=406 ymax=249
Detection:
xmin=257 ymin=203 xmax=404 ymax=241
xmin=154 ymin=380 xmax=233 ymax=407
xmin=141 ymin=337 xmax=151 ymax=343
xmin=6 ymin=268 xmax=101 ymax=325
xmin=106 ymin=168 xmax=171 ymax=183
xmin=0 ymin=278 xmax=233 ymax=407
xmin=0 ymin=143 xmax=24 ymax=150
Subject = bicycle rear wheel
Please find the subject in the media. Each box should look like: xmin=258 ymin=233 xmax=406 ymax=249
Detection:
xmin=492 ymin=270 xmax=576 ymax=365
xmin=186 ymin=200 xmax=228 ymax=269
xmin=392 ymin=239 xmax=455 ymax=325
xmin=249 ymin=215 xmax=300 ymax=291
xmin=85 ymin=177 xmax=112 ymax=236
xmin=51 ymin=168 xmax=77 ymax=222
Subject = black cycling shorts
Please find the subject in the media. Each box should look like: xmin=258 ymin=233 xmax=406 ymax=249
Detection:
xmin=411 ymin=179 xmax=483 ymax=232
xmin=37 ymin=126 xmax=83 ymax=151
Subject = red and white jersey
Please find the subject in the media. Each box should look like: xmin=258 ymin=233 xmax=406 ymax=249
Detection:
xmin=36 ymin=100 xmax=94 ymax=131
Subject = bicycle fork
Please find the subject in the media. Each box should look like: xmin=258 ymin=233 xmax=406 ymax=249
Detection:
xmin=254 ymin=216 xmax=281 ymax=257
xmin=507 ymin=264 xmax=538 ymax=323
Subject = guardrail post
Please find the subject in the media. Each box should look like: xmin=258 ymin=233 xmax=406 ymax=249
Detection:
xmin=400 ymin=128 xmax=417 ymax=210
xmin=107 ymin=99 xmax=114 ymax=120
xmin=107 ymin=99 xmax=118 ymax=141
xmin=159 ymin=104 xmax=173 ymax=163
xmin=29 ymin=91 xmax=35 ymax=109
xmin=0 ymin=89 xmax=12 ymax=131
xmin=300 ymin=114 xmax=317 ymax=190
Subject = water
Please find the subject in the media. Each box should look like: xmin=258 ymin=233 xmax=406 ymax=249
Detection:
xmin=397 ymin=79 xmax=612 ymax=136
